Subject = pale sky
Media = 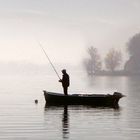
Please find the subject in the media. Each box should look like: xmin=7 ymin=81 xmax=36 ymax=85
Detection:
xmin=0 ymin=0 xmax=140 ymax=64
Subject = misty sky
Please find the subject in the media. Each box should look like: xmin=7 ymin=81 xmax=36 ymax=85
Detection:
xmin=0 ymin=0 xmax=140 ymax=65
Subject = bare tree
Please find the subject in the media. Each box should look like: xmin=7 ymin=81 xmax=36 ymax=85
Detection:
xmin=105 ymin=48 xmax=122 ymax=72
xmin=84 ymin=46 xmax=102 ymax=75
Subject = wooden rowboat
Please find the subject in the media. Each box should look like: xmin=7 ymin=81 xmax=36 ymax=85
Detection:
xmin=43 ymin=90 xmax=124 ymax=107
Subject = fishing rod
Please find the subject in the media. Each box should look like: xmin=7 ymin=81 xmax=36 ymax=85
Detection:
xmin=38 ymin=42 xmax=61 ymax=80
xmin=15 ymin=17 xmax=61 ymax=80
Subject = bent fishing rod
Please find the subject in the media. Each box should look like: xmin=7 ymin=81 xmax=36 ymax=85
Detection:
xmin=38 ymin=42 xmax=61 ymax=80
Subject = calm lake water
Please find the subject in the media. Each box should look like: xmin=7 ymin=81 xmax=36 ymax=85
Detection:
xmin=0 ymin=74 xmax=140 ymax=140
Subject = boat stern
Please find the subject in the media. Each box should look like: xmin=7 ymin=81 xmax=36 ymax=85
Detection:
xmin=113 ymin=92 xmax=125 ymax=98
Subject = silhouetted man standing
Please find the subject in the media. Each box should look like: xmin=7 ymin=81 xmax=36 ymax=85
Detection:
xmin=59 ymin=69 xmax=70 ymax=95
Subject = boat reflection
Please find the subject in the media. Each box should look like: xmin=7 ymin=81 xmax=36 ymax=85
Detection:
xmin=44 ymin=104 xmax=121 ymax=140
xmin=44 ymin=104 xmax=69 ymax=139
xmin=62 ymin=105 xmax=69 ymax=139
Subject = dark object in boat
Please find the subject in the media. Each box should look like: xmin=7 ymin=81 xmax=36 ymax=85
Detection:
xmin=43 ymin=90 xmax=125 ymax=107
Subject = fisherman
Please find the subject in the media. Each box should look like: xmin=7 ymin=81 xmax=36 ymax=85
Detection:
xmin=59 ymin=69 xmax=70 ymax=95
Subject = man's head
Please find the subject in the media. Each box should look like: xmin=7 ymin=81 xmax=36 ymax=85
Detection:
xmin=62 ymin=69 xmax=66 ymax=74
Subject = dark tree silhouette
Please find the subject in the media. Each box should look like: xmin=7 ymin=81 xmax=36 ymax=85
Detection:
xmin=125 ymin=33 xmax=140 ymax=73
xmin=127 ymin=33 xmax=140 ymax=56
xmin=105 ymin=48 xmax=122 ymax=72
xmin=83 ymin=46 xmax=102 ymax=75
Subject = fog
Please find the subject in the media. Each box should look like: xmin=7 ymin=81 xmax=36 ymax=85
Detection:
xmin=0 ymin=0 xmax=140 ymax=74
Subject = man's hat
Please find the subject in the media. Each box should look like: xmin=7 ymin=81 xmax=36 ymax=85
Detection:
xmin=62 ymin=69 xmax=66 ymax=73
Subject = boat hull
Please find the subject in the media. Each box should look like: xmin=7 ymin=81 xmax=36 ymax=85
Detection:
xmin=43 ymin=90 xmax=124 ymax=107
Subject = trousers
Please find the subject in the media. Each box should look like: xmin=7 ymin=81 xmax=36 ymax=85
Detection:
xmin=63 ymin=86 xmax=68 ymax=95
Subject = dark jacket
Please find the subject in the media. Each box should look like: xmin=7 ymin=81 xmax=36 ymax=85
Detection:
xmin=62 ymin=73 xmax=70 ymax=87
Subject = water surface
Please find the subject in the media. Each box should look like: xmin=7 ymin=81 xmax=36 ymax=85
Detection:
xmin=0 ymin=75 xmax=140 ymax=140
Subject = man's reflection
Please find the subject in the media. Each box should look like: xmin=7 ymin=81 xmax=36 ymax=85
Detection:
xmin=62 ymin=105 xmax=69 ymax=139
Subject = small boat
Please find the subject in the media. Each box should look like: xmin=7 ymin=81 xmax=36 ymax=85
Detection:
xmin=43 ymin=90 xmax=125 ymax=107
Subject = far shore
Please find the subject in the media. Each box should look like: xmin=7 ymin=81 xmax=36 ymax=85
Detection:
xmin=87 ymin=70 xmax=140 ymax=76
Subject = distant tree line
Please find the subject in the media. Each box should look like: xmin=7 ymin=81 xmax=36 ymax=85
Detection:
xmin=83 ymin=46 xmax=122 ymax=75
xmin=83 ymin=32 xmax=140 ymax=76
